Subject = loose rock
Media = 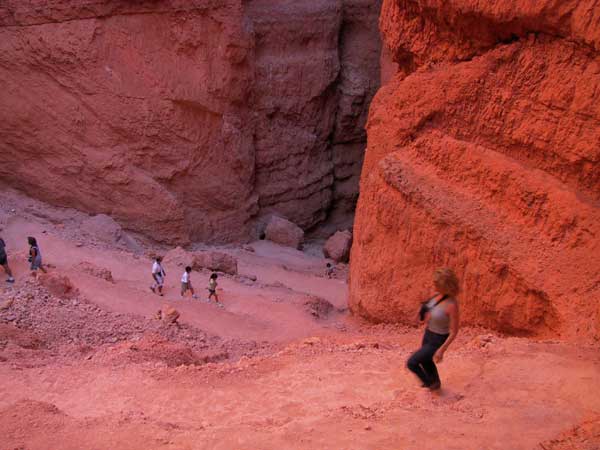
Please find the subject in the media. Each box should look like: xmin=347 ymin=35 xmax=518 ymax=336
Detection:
xmin=323 ymin=230 xmax=352 ymax=263
xmin=265 ymin=216 xmax=304 ymax=249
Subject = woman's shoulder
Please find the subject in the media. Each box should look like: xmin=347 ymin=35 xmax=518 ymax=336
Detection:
xmin=445 ymin=297 xmax=459 ymax=311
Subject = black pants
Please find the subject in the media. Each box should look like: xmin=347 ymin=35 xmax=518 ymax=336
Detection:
xmin=407 ymin=329 xmax=449 ymax=386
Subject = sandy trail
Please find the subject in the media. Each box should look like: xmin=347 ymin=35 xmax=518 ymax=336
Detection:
xmin=1 ymin=334 xmax=598 ymax=450
xmin=0 ymin=196 xmax=599 ymax=449
xmin=1 ymin=215 xmax=348 ymax=343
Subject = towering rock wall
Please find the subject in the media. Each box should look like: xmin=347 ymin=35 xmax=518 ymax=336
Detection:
xmin=247 ymin=1 xmax=340 ymax=231
xmin=0 ymin=0 xmax=381 ymax=244
xmin=350 ymin=0 xmax=600 ymax=340
xmin=0 ymin=0 xmax=256 ymax=244
xmin=330 ymin=0 xmax=384 ymax=231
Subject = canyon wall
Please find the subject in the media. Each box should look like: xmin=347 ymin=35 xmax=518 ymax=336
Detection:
xmin=0 ymin=0 xmax=381 ymax=244
xmin=350 ymin=0 xmax=600 ymax=339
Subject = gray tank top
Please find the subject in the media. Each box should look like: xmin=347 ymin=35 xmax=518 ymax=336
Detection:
xmin=31 ymin=245 xmax=42 ymax=264
xmin=427 ymin=297 xmax=454 ymax=335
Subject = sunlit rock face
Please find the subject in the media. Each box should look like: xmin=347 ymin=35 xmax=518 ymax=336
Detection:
xmin=349 ymin=0 xmax=600 ymax=340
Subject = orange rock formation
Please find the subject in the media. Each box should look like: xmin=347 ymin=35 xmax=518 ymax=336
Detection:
xmin=0 ymin=0 xmax=381 ymax=244
xmin=350 ymin=0 xmax=600 ymax=340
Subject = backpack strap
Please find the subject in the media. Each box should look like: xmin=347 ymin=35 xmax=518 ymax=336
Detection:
xmin=432 ymin=294 xmax=448 ymax=308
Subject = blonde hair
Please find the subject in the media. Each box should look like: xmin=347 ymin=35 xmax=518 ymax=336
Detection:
xmin=433 ymin=268 xmax=459 ymax=297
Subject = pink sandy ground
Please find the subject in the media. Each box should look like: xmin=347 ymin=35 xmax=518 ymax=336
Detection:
xmin=0 ymin=205 xmax=599 ymax=450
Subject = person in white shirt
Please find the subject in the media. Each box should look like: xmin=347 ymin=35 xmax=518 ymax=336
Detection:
xmin=181 ymin=266 xmax=198 ymax=299
xmin=150 ymin=257 xmax=166 ymax=296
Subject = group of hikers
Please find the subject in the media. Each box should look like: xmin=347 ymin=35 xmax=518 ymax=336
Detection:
xmin=149 ymin=256 xmax=222 ymax=307
xmin=0 ymin=235 xmax=47 ymax=283
xmin=2 ymin=230 xmax=460 ymax=392
xmin=150 ymin=258 xmax=459 ymax=391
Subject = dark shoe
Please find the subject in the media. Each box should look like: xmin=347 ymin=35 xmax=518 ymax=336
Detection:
xmin=428 ymin=381 xmax=441 ymax=391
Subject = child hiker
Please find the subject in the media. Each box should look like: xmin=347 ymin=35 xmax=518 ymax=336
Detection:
xmin=150 ymin=256 xmax=166 ymax=296
xmin=207 ymin=273 xmax=222 ymax=307
xmin=181 ymin=266 xmax=198 ymax=299
xmin=325 ymin=262 xmax=334 ymax=279
xmin=27 ymin=237 xmax=46 ymax=273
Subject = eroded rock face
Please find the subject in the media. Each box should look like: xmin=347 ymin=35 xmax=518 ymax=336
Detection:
xmin=0 ymin=0 xmax=381 ymax=244
xmin=0 ymin=1 xmax=254 ymax=245
xmin=350 ymin=0 xmax=600 ymax=340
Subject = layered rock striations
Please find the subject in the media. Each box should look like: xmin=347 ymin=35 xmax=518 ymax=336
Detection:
xmin=350 ymin=0 xmax=600 ymax=339
xmin=0 ymin=0 xmax=381 ymax=244
xmin=246 ymin=0 xmax=382 ymax=233
xmin=0 ymin=0 xmax=255 ymax=244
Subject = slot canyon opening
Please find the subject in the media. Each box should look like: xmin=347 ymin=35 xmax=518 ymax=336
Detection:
xmin=0 ymin=0 xmax=383 ymax=248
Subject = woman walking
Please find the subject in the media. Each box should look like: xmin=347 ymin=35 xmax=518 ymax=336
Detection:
xmin=407 ymin=268 xmax=460 ymax=390
xmin=27 ymin=237 xmax=46 ymax=273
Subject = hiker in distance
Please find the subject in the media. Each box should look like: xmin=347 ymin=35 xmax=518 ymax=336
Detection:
xmin=151 ymin=256 xmax=166 ymax=296
xmin=0 ymin=235 xmax=15 ymax=283
xmin=28 ymin=236 xmax=47 ymax=273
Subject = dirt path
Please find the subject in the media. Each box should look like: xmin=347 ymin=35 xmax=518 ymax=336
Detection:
xmin=1 ymin=213 xmax=349 ymax=343
xmin=0 ymin=192 xmax=599 ymax=449
xmin=1 ymin=333 xmax=599 ymax=449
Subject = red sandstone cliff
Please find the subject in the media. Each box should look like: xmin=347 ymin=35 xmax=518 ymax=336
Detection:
xmin=0 ymin=0 xmax=381 ymax=244
xmin=350 ymin=0 xmax=600 ymax=340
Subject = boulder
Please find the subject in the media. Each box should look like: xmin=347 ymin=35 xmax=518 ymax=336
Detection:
xmin=265 ymin=216 xmax=304 ymax=249
xmin=76 ymin=261 xmax=114 ymax=283
xmin=80 ymin=214 xmax=142 ymax=251
xmin=303 ymin=296 xmax=334 ymax=319
xmin=163 ymin=246 xmax=193 ymax=268
xmin=161 ymin=305 xmax=180 ymax=325
xmin=38 ymin=273 xmax=78 ymax=299
xmin=323 ymin=230 xmax=352 ymax=263
xmin=81 ymin=214 xmax=122 ymax=242
xmin=192 ymin=251 xmax=238 ymax=275
xmin=163 ymin=247 xmax=237 ymax=275
xmin=0 ymin=298 xmax=14 ymax=311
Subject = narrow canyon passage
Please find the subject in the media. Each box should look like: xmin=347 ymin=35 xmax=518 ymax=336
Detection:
xmin=1 ymin=0 xmax=599 ymax=449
